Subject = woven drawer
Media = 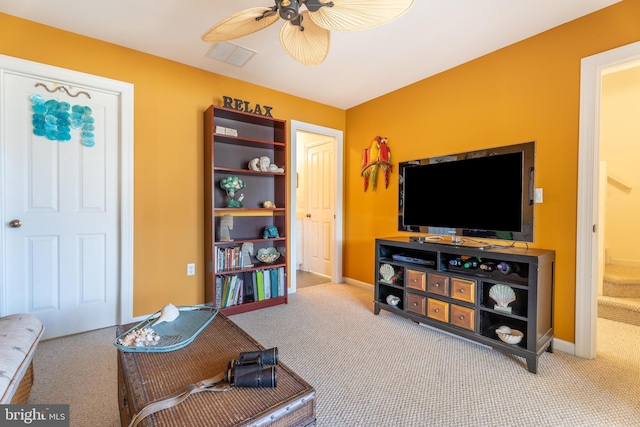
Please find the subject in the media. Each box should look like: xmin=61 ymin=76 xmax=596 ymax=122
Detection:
xmin=427 ymin=274 xmax=449 ymax=297
xmin=406 ymin=293 xmax=427 ymax=316
xmin=450 ymin=304 xmax=475 ymax=331
xmin=406 ymin=269 xmax=426 ymax=291
xmin=427 ymin=298 xmax=449 ymax=323
xmin=451 ymin=277 xmax=475 ymax=303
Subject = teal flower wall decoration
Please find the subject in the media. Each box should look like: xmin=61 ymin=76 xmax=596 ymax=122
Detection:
xmin=30 ymin=94 xmax=95 ymax=147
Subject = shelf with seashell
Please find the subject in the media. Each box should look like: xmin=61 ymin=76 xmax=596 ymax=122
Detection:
xmin=378 ymin=263 xmax=404 ymax=285
xmin=376 ymin=283 xmax=404 ymax=311
xmin=479 ymin=311 xmax=528 ymax=348
xmin=481 ymin=282 xmax=528 ymax=318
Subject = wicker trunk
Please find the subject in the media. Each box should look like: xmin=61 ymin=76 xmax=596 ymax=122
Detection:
xmin=10 ymin=362 xmax=34 ymax=404
xmin=117 ymin=313 xmax=315 ymax=427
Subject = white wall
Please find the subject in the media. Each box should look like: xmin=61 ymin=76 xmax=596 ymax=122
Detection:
xmin=601 ymin=66 xmax=640 ymax=265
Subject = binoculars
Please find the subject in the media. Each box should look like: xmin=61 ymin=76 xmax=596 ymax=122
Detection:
xmin=224 ymin=347 xmax=278 ymax=388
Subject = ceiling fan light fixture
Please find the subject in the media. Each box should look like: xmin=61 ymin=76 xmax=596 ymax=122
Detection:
xmin=279 ymin=0 xmax=300 ymax=21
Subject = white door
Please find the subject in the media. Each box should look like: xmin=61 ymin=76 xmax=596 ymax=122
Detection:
xmin=2 ymin=71 xmax=120 ymax=338
xmin=305 ymin=139 xmax=334 ymax=277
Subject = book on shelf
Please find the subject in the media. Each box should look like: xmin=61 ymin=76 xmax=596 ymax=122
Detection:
xmin=278 ymin=267 xmax=285 ymax=296
xmin=219 ymin=276 xmax=228 ymax=308
xmin=263 ymin=271 xmax=271 ymax=299
xmin=256 ymin=271 xmax=265 ymax=301
xmin=218 ymin=275 xmax=245 ymax=308
xmin=234 ymin=278 xmax=243 ymax=305
xmin=252 ymin=271 xmax=258 ymax=301
xmin=215 ymin=276 xmax=223 ymax=309
xmin=215 ymin=267 xmax=287 ymax=309
xmin=270 ymin=269 xmax=278 ymax=298
xmin=242 ymin=271 xmax=255 ymax=303
xmin=223 ymin=276 xmax=234 ymax=307
xmin=215 ymin=246 xmax=244 ymax=272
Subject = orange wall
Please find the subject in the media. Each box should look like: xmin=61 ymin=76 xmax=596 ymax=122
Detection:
xmin=0 ymin=13 xmax=346 ymax=316
xmin=344 ymin=0 xmax=640 ymax=342
xmin=3 ymin=1 xmax=640 ymax=342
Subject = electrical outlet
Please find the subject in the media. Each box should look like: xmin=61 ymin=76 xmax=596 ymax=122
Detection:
xmin=187 ymin=263 xmax=195 ymax=276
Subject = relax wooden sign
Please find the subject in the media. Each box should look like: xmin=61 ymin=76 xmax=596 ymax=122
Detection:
xmin=222 ymin=96 xmax=273 ymax=117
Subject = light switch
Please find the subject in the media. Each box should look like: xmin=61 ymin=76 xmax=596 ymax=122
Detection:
xmin=534 ymin=188 xmax=543 ymax=203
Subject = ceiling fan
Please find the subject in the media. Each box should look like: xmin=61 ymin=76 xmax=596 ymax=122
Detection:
xmin=201 ymin=0 xmax=415 ymax=66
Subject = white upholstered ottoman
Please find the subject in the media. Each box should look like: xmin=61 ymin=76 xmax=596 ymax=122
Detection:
xmin=0 ymin=314 xmax=44 ymax=404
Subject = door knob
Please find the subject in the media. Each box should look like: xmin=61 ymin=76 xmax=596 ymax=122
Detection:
xmin=9 ymin=219 xmax=22 ymax=228
xmin=306 ymin=214 xmax=311 ymax=218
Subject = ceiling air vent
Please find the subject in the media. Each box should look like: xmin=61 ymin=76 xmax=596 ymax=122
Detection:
xmin=206 ymin=42 xmax=257 ymax=67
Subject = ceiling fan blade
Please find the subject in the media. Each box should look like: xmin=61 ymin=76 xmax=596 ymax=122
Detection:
xmin=201 ymin=7 xmax=280 ymax=43
xmin=308 ymin=0 xmax=414 ymax=32
xmin=280 ymin=11 xmax=330 ymax=66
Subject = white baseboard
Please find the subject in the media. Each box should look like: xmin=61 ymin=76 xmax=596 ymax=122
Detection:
xmin=553 ymin=337 xmax=574 ymax=355
xmin=342 ymin=277 xmax=373 ymax=291
xmin=609 ymin=258 xmax=640 ymax=268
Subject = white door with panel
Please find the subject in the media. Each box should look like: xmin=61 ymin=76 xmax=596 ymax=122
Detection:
xmin=305 ymin=139 xmax=334 ymax=277
xmin=2 ymin=71 xmax=119 ymax=338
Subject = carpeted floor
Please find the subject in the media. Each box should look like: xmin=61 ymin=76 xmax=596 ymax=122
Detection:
xmin=296 ymin=270 xmax=331 ymax=289
xmin=28 ymin=283 xmax=640 ymax=426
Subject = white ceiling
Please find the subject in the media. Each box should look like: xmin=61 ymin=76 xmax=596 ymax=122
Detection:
xmin=0 ymin=0 xmax=620 ymax=109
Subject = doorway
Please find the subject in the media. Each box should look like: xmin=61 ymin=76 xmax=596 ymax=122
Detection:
xmin=0 ymin=55 xmax=134 ymax=338
xmin=576 ymin=40 xmax=640 ymax=358
xmin=289 ymin=121 xmax=343 ymax=293
xmin=598 ymin=67 xmax=640 ymax=328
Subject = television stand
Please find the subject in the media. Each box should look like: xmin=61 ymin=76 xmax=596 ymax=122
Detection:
xmin=374 ymin=236 xmax=555 ymax=373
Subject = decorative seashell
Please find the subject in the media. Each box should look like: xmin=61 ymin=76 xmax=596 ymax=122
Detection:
xmin=248 ymin=158 xmax=261 ymax=171
xmin=489 ymin=284 xmax=516 ymax=308
xmin=256 ymin=247 xmax=281 ymax=263
xmin=267 ymin=164 xmax=285 ymax=173
xmin=118 ymin=327 xmax=160 ymax=347
xmin=152 ymin=303 xmax=180 ymax=326
xmin=259 ymin=156 xmax=271 ymax=172
xmin=496 ymin=325 xmax=512 ymax=334
xmin=386 ymin=295 xmax=401 ymax=306
xmin=496 ymin=329 xmax=524 ymax=345
xmin=379 ymin=263 xmax=395 ymax=283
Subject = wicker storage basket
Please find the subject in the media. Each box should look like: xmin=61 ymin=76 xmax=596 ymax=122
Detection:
xmin=117 ymin=313 xmax=316 ymax=427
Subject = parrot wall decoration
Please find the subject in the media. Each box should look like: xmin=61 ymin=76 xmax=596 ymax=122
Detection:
xmin=361 ymin=136 xmax=392 ymax=191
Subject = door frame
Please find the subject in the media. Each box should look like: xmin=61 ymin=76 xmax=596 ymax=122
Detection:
xmin=576 ymin=40 xmax=640 ymax=358
xmin=289 ymin=121 xmax=343 ymax=292
xmin=0 ymin=54 xmax=134 ymax=326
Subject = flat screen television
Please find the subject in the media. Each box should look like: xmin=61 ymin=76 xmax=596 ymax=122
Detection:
xmin=398 ymin=141 xmax=535 ymax=243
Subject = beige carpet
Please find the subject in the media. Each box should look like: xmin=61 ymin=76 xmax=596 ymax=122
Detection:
xmin=28 ymin=283 xmax=640 ymax=426
xmin=297 ymin=270 xmax=331 ymax=289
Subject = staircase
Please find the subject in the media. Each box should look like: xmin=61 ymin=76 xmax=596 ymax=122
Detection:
xmin=598 ymin=264 xmax=640 ymax=326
